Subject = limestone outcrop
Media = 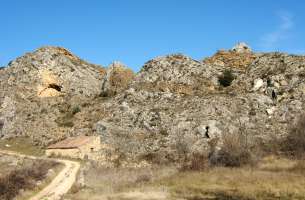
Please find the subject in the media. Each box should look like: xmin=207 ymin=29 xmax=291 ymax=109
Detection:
xmin=1 ymin=43 xmax=305 ymax=164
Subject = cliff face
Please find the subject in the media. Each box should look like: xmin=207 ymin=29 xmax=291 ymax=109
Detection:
xmin=1 ymin=44 xmax=305 ymax=163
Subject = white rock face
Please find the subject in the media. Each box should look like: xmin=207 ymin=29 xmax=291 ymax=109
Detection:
xmin=232 ymin=42 xmax=252 ymax=53
xmin=197 ymin=120 xmax=222 ymax=139
xmin=253 ymin=78 xmax=264 ymax=91
xmin=266 ymin=107 xmax=276 ymax=115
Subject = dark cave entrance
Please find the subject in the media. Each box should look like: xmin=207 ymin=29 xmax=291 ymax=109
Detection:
xmin=48 ymin=83 xmax=62 ymax=92
xmin=0 ymin=120 xmax=4 ymax=130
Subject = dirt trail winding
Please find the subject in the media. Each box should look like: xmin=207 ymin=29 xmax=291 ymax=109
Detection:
xmin=0 ymin=150 xmax=80 ymax=200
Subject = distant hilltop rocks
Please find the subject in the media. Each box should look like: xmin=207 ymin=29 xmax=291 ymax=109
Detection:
xmin=134 ymin=54 xmax=217 ymax=95
xmin=203 ymin=42 xmax=256 ymax=70
xmin=2 ymin=46 xmax=105 ymax=98
xmin=232 ymin=42 xmax=252 ymax=53
xmin=1 ymin=43 xmax=305 ymax=165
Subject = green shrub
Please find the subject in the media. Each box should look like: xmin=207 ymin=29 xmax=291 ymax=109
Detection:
xmin=218 ymin=69 xmax=235 ymax=87
xmin=55 ymin=105 xmax=80 ymax=127
xmin=72 ymin=106 xmax=81 ymax=115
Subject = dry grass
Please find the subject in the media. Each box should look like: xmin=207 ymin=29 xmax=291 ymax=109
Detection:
xmin=84 ymin=165 xmax=176 ymax=192
xmin=0 ymin=155 xmax=18 ymax=176
xmin=152 ymin=156 xmax=305 ymax=200
xmin=0 ymin=159 xmax=60 ymax=200
xmin=290 ymin=160 xmax=305 ymax=174
xmin=179 ymin=153 xmax=209 ymax=171
xmin=0 ymin=137 xmax=44 ymax=156
xmin=62 ymin=156 xmax=305 ymax=200
xmin=64 ymin=164 xmax=176 ymax=200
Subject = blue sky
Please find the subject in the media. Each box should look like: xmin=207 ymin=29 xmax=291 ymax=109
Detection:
xmin=0 ymin=0 xmax=304 ymax=71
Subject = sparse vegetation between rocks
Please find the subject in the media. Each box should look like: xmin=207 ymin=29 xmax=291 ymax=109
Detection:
xmin=210 ymin=133 xmax=260 ymax=167
xmin=0 ymin=137 xmax=45 ymax=156
xmin=0 ymin=159 xmax=60 ymax=200
xmin=2 ymin=43 xmax=305 ymax=199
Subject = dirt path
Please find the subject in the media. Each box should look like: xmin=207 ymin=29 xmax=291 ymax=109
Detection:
xmin=0 ymin=150 xmax=80 ymax=200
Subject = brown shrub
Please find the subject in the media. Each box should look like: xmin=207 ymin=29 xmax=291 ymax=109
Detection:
xmin=259 ymin=134 xmax=282 ymax=156
xmin=135 ymin=173 xmax=152 ymax=184
xmin=0 ymin=160 xmax=59 ymax=200
xmin=69 ymin=183 xmax=83 ymax=194
xmin=180 ymin=153 xmax=209 ymax=171
xmin=291 ymin=160 xmax=305 ymax=174
xmin=281 ymin=114 xmax=305 ymax=158
xmin=210 ymin=133 xmax=259 ymax=167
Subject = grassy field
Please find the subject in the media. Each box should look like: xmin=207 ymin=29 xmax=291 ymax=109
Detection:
xmin=152 ymin=157 xmax=305 ymax=200
xmin=0 ymin=137 xmax=45 ymax=156
xmin=64 ymin=156 xmax=305 ymax=200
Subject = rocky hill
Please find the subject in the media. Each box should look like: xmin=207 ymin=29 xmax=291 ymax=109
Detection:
xmin=0 ymin=47 xmax=134 ymax=145
xmin=1 ymin=43 xmax=305 ymax=163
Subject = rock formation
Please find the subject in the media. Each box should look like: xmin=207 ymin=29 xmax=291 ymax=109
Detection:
xmin=101 ymin=61 xmax=135 ymax=97
xmin=232 ymin=42 xmax=252 ymax=53
xmin=1 ymin=43 xmax=305 ymax=164
xmin=0 ymin=47 xmax=107 ymax=144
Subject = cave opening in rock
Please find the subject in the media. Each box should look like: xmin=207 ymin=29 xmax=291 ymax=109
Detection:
xmin=48 ymin=83 xmax=62 ymax=92
xmin=205 ymin=126 xmax=210 ymax=138
xmin=0 ymin=120 xmax=4 ymax=130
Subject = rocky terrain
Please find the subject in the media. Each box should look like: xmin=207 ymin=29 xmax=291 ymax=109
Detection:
xmin=0 ymin=47 xmax=133 ymax=145
xmin=1 ymin=43 xmax=305 ymax=164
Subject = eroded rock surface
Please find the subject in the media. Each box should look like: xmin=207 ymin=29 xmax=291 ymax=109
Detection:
xmin=1 ymin=44 xmax=305 ymax=164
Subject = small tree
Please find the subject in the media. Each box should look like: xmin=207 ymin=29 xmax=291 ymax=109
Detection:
xmin=209 ymin=121 xmax=260 ymax=168
xmin=210 ymin=133 xmax=256 ymax=167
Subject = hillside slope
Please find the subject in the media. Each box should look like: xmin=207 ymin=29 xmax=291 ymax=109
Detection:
xmin=1 ymin=43 xmax=305 ymax=163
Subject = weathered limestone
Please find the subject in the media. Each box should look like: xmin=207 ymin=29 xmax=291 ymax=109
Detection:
xmin=1 ymin=44 xmax=305 ymax=164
